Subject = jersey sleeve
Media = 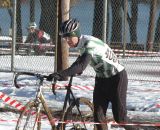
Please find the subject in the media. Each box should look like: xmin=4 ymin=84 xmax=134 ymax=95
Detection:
xmin=59 ymin=53 xmax=92 ymax=77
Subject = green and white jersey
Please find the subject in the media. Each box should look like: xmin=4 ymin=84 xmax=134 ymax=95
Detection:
xmin=75 ymin=35 xmax=124 ymax=78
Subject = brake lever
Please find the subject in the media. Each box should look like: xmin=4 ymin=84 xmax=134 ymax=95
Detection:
xmin=51 ymin=78 xmax=57 ymax=96
xmin=52 ymin=84 xmax=56 ymax=95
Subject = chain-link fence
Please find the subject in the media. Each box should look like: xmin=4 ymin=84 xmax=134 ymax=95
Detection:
xmin=0 ymin=0 xmax=160 ymax=82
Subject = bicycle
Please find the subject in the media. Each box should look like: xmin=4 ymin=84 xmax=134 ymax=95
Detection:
xmin=14 ymin=72 xmax=95 ymax=130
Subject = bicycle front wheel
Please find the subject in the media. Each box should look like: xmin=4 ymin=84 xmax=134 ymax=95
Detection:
xmin=60 ymin=97 xmax=95 ymax=130
xmin=15 ymin=101 xmax=41 ymax=130
xmin=15 ymin=101 xmax=52 ymax=130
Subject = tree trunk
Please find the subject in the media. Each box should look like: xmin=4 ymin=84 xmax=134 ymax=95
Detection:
xmin=56 ymin=0 xmax=62 ymax=72
xmin=92 ymin=0 xmax=104 ymax=40
xmin=121 ymin=0 xmax=138 ymax=49
xmin=55 ymin=0 xmax=70 ymax=80
xmin=106 ymin=2 xmax=110 ymax=43
xmin=8 ymin=8 xmax=13 ymax=36
xmin=30 ymin=0 xmax=35 ymax=22
xmin=130 ymin=0 xmax=138 ymax=45
xmin=16 ymin=0 xmax=22 ymax=42
xmin=60 ymin=0 xmax=69 ymax=79
xmin=154 ymin=12 xmax=160 ymax=51
xmin=39 ymin=0 xmax=57 ymax=44
xmin=111 ymin=0 xmax=122 ymax=45
xmin=146 ymin=0 xmax=157 ymax=51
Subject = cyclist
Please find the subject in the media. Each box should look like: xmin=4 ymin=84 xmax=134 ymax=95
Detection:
xmin=47 ymin=18 xmax=138 ymax=130
xmin=24 ymin=22 xmax=51 ymax=55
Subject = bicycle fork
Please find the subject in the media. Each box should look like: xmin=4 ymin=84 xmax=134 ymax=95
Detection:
xmin=34 ymin=103 xmax=42 ymax=130
xmin=34 ymin=82 xmax=56 ymax=130
xmin=39 ymin=93 xmax=57 ymax=130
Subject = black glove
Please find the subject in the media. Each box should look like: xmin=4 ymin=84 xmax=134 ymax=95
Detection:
xmin=77 ymin=72 xmax=83 ymax=75
xmin=47 ymin=72 xmax=63 ymax=81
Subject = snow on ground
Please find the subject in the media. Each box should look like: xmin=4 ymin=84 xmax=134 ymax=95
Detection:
xmin=0 ymin=56 xmax=160 ymax=129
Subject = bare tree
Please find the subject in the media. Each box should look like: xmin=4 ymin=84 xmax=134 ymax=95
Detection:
xmin=39 ymin=0 xmax=57 ymax=43
xmin=60 ymin=0 xmax=69 ymax=74
xmin=8 ymin=8 xmax=13 ymax=36
xmin=55 ymin=0 xmax=70 ymax=80
xmin=30 ymin=0 xmax=35 ymax=22
xmin=110 ymin=0 xmax=122 ymax=45
xmin=16 ymin=0 xmax=22 ymax=42
xmin=129 ymin=0 xmax=138 ymax=45
xmin=154 ymin=12 xmax=160 ymax=51
xmin=92 ymin=0 xmax=104 ymax=40
xmin=146 ymin=0 xmax=157 ymax=51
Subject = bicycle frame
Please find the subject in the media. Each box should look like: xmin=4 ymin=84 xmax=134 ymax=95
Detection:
xmin=36 ymin=75 xmax=87 ymax=129
xmin=15 ymin=72 xmax=90 ymax=130
xmin=57 ymin=76 xmax=87 ymax=129
xmin=33 ymin=75 xmax=56 ymax=130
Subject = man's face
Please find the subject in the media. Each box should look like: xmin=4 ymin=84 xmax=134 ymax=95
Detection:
xmin=63 ymin=36 xmax=79 ymax=48
xmin=28 ymin=27 xmax=36 ymax=33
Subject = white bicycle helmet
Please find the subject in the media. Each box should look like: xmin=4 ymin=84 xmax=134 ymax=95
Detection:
xmin=28 ymin=22 xmax=37 ymax=29
xmin=60 ymin=18 xmax=81 ymax=37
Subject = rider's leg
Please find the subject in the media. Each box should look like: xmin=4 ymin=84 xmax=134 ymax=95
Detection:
xmin=93 ymin=77 xmax=109 ymax=130
xmin=111 ymin=70 xmax=140 ymax=130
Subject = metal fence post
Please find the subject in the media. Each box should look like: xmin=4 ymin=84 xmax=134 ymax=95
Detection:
xmin=54 ymin=0 xmax=59 ymax=72
xmin=11 ymin=0 xmax=17 ymax=72
xmin=102 ymin=0 xmax=107 ymax=43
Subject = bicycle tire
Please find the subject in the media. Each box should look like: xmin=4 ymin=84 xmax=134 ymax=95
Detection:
xmin=15 ymin=101 xmax=53 ymax=130
xmin=15 ymin=101 xmax=40 ymax=130
xmin=59 ymin=97 xmax=97 ymax=130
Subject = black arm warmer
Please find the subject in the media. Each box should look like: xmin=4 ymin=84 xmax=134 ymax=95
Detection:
xmin=59 ymin=53 xmax=92 ymax=77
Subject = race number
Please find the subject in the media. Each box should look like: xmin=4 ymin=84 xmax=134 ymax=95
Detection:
xmin=105 ymin=48 xmax=118 ymax=63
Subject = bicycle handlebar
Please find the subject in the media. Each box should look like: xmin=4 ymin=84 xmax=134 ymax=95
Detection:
xmin=14 ymin=72 xmax=50 ymax=89
xmin=14 ymin=72 xmax=74 ymax=96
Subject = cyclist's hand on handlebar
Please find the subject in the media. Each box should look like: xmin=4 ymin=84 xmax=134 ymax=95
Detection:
xmin=47 ymin=72 xmax=63 ymax=81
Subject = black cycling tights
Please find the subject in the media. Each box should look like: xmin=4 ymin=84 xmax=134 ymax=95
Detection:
xmin=93 ymin=70 xmax=139 ymax=130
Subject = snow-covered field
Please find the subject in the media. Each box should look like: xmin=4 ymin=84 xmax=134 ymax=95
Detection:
xmin=0 ymin=56 xmax=160 ymax=129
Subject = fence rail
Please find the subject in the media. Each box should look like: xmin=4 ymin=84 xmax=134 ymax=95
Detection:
xmin=0 ymin=0 xmax=160 ymax=82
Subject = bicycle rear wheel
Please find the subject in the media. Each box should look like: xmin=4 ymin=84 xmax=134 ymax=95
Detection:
xmin=59 ymin=97 xmax=96 ymax=130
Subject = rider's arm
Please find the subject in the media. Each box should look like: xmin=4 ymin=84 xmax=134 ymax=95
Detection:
xmin=38 ymin=30 xmax=51 ymax=43
xmin=59 ymin=53 xmax=92 ymax=77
